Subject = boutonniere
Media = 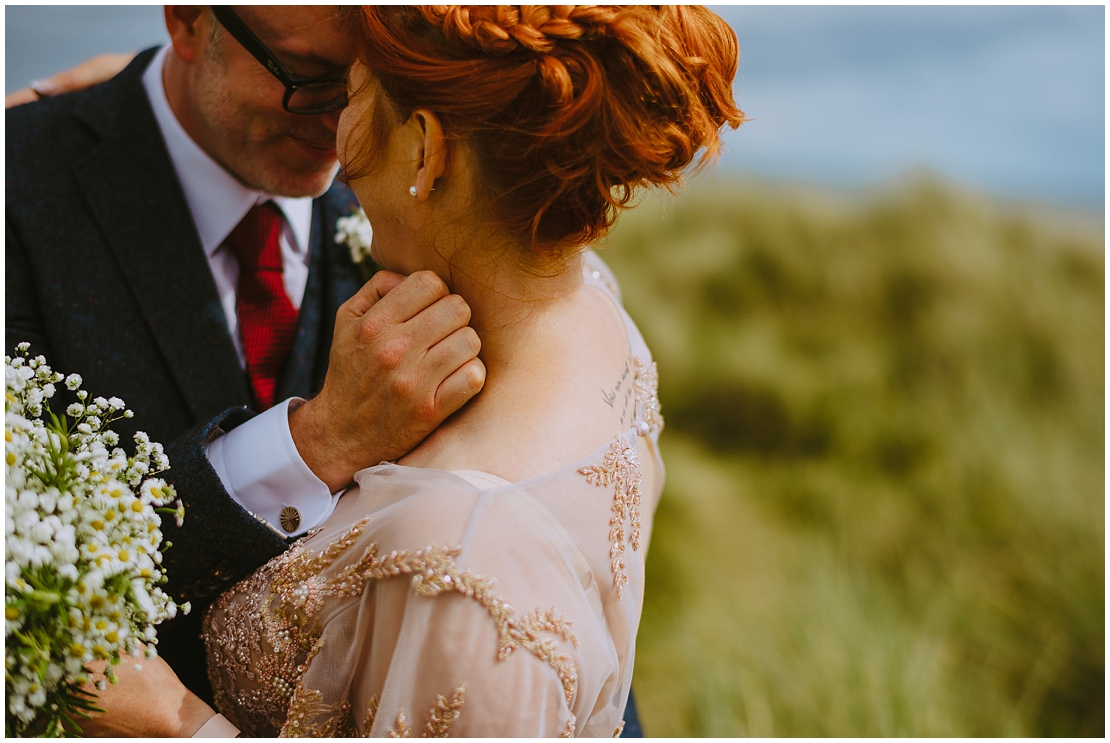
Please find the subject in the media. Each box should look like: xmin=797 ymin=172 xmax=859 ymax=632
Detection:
xmin=335 ymin=207 xmax=377 ymax=282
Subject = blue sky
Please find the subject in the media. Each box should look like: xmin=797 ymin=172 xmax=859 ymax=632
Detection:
xmin=6 ymin=5 xmax=1104 ymax=210
xmin=713 ymin=6 xmax=1104 ymax=209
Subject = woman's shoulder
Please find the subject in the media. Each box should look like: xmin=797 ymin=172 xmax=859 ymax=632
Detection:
xmin=325 ymin=425 xmax=661 ymax=593
xmin=398 ymin=254 xmax=651 ymax=484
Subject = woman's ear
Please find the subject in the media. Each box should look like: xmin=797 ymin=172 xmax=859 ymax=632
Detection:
xmin=410 ymin=108 xmax=447 ymax=201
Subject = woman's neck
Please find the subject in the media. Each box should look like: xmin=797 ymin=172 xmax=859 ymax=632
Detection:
xmin=399 ymin=241 xmax=633 ymax=479
xmin=443 ymin=249 xmax=586 ymax=375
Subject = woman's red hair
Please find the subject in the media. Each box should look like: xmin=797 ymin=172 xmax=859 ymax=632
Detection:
xmin=347 ymin=5 xmax=743 ymax=260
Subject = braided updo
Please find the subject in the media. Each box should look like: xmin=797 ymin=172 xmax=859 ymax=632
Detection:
xmin=348 ymin=5 xmax=743 ymax=259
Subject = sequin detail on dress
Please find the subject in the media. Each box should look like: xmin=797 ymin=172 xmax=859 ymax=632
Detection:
xmin=389 ymin=710 xmax=411 ymax=738
xmin=413 ymin=560 xmax=580 ymax=715
xmin=204 ymin=517 xmax=578 ymax=737
xmin=363 ymin=695 xmax=380 ymax=734
xmin=369 ymin=686 xmax=464 ymax=739
xmin=424 ymin=684 xmax=466 ymax=737
xmin=579 ymin=438 xmax=642 ymax=598
xmin=633 ymin=357 xmax=663 ymax=434
xmin=559 ymin=714 xmax=578 ymax=737
xmin=204 ymin=522 xmax=369 ymax=735
xmin=284 ymin=672 xmax=351 ymax=737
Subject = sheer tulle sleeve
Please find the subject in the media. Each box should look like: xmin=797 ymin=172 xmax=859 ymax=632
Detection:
xmin=273 ymin=471 xmax=623 ymax=737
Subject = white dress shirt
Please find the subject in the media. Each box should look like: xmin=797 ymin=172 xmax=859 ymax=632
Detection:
xmin=142 ymin=45 xmax=338 ymax=537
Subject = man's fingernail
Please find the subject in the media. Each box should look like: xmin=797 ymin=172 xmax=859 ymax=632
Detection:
xmin=29 ymin=79 xmax=57 ymax=97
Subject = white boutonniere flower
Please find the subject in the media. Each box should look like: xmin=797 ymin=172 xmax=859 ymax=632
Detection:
xmin=335 ymin=207 xmax=373 ymax=266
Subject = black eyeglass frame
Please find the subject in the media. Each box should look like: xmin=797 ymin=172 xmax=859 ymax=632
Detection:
xmin=211 ymin=5 xmax=348 ymax=115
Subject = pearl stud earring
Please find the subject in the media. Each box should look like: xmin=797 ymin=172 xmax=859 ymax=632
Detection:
xmin=409 ymin=186 xmax=417 ymax=197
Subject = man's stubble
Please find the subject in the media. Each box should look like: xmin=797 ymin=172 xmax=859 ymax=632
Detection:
xmin=192 ymin=23 xmax=339 ymax=199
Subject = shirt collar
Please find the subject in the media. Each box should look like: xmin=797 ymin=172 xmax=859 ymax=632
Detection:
xmin=141 ymin=45 xmax=313 ymax=258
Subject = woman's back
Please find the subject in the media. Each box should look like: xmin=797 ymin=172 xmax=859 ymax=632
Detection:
xmin=202 ymin=255 xmax=665 ymax=736
xmin=400 ymin=254 xmax=644 ymax=485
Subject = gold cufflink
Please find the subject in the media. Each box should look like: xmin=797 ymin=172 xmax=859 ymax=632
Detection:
xmin=280 ymin=505 xmax=301 ymax=533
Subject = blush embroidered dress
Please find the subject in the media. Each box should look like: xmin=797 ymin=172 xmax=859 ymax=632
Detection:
xmin=201 ymin=254 xmax=664 ymax=737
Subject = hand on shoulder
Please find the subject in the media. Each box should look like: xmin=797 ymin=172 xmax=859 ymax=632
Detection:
xmin=5 ymin=52 xmax=135 ymax=108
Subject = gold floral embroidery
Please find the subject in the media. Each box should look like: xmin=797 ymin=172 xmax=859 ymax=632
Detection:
xmin=204 ymin=520 xmax=373 ymax=736
xmin=357 ymin=689 xmax=463 ymax=738
xmin=281 ymin=680 xmax=351 ymax=737
xmin=633 ymin=357 xmax=663 ymax=434
xmin=614 ymin=720 xmax=626 ymax=737
xmin=205 ymin=518 xmax=579 ymax=737
xmin=411 ymin=554 xmax=579 ymax=709
xmin=424 ymin=684 xmax=466 ymax=737
xmin=363 ymin=695 xmax=380 ymax=734
xmin=389 ymin=710 xmax=411 ymax=737
xmin=558 ymin=714 xmax=577 ymax=737
xmin=579 ymin=438 xmax=642 ymax=597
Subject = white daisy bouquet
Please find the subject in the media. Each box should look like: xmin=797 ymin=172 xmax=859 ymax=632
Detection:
xmin=5 ymin=344 xmax=186 ymax=736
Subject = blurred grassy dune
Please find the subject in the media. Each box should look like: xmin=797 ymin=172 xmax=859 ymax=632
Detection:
xmin=599 ymin=175 xmax=1104 ymax=736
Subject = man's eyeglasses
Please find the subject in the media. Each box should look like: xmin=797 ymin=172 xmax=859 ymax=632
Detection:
xmin=211 ymin=5 xmax=348 ymax=115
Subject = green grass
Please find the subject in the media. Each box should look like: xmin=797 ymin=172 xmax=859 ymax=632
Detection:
xmin=599 ymin=175 xmax=1104 ymax=736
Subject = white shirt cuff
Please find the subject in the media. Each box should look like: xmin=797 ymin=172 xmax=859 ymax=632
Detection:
xmin=192 ymin=713 xmax=240 ymax=737
xmin=205 ymin=398 xmax=340 ymax=536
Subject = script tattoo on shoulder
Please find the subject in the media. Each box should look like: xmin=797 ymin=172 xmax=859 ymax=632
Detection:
xmin=601 ymin=356 xmax=636 ymax=427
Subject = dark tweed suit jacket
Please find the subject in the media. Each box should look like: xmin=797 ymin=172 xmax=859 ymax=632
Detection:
xmin=5 ymin=48 xmax=363 ymax=704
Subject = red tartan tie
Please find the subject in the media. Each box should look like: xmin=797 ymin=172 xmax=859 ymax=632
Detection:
xmin=225 ymin=202 xmax=299 ymax=410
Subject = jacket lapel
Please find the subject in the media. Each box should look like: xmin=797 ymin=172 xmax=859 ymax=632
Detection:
xmin=273 ymin=197 xmax=325 ymax=403
xmin=69 ymin=49 xmax=251 ymax=421
xmin=275 ymin=181 xmax=363 ymax=402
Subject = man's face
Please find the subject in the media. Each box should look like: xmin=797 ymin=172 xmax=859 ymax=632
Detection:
xmin=191 ymin=6 xmax=356 ymax=198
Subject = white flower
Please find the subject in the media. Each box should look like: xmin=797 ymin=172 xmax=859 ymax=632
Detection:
xmin=38 ymin=490 xmax=58 ymax=514
xmin=5 ymin=348 xmax=184 ymax=735
xmin=335 ymin=207 xmax=374 ymax=265
xmin=17 ymin=490 xmax=39 ymax=511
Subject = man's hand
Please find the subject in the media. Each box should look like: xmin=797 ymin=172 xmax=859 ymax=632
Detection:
xmin=76 ymin=652 xmax=216 ymax=737
xmin=291 ymin=270 xmax=486 ymax=492
xmin=5 ymin=52 xmax=136 ymax=108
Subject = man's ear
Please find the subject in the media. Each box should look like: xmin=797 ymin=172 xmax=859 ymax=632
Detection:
xmin=410 ymin=108 xmax=447 ymax=202
xmin=164 ymin=6 xmax=207 ymax=64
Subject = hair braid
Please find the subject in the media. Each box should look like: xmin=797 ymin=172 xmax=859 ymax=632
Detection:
xmin=351 ymin=6 xmax=743 ymax=259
